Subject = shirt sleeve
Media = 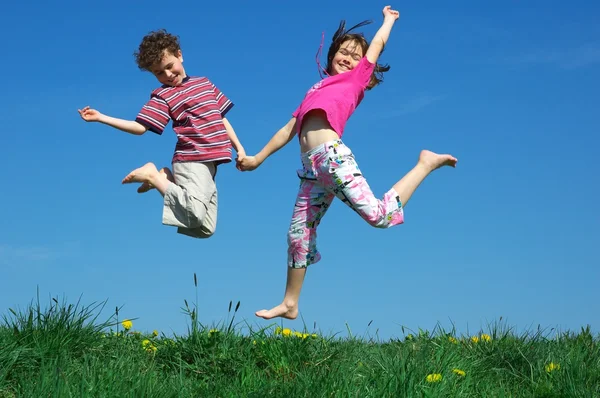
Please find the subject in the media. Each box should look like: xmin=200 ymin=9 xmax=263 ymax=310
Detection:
xmin=135 ymin=94 xmax=171 ymax=135
xmin=353 ymin=56 xmax=376 ymax=88
xmin=210 ymin=81 xmax=234 ymax=117
xmin=292 ymin=103 xmax=301 ymax=118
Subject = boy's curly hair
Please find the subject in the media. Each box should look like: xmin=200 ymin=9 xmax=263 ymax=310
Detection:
xmin=324 ymin=20 xmax=390 ymax=90
xmin=134 ymin=29 xmax=181 ymax=71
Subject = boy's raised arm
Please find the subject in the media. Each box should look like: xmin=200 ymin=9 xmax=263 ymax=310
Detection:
xmin=78 ymin=106 xmax=147 ymax=135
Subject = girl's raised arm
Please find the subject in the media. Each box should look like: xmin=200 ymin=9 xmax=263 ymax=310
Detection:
xmin=365 ymin=6 xmax=400 ymax=65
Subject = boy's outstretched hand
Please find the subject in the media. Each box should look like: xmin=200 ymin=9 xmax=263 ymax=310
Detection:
xmin=237 ymin=155 xmax=261 ymax=172
xmin=382 ymin=5 xmax=400 ymax=21
xmin=78 ymin=106 xmax=102 ymax=122
xmin=235 ymin=148 xmax=247 ymax=171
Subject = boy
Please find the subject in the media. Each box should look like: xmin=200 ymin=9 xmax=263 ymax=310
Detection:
xmin=78 ymin=29 xmax=245 ymax=238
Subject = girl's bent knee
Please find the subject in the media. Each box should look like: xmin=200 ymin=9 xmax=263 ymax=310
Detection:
xmin=364 ymin=211 xmax=405 ymax=229
xmin=363 ymin=213 xmax=385 ymax=228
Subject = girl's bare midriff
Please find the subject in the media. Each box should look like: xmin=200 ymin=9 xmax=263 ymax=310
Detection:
xmin=299 ymin=109 xmax=340 ymax=153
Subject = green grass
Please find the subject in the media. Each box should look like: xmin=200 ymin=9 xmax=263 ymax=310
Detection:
xmin=1 ymin=284 xmax=598 ymax=397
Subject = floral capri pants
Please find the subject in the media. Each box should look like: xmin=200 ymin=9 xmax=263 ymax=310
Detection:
xmin=287 ymin=140 xmax=404 ymax=268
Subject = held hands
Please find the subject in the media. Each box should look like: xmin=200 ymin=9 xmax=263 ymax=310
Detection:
xmin=382 ymin=5 xmax=400 ymax=22
xmin=235 ymin=147 xmax=247 ymax=171
xmin=237 ymin=155 xmax=261 ymax=172
xmin=78 ymin=106 xmax=103 ymax=122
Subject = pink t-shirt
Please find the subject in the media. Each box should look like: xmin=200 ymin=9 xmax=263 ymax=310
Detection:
xmin=292 ymin=56 xmax=375 ymax=138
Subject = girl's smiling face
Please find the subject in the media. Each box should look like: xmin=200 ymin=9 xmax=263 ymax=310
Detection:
xmin=329 ymin=40 xmax=364 ymax=76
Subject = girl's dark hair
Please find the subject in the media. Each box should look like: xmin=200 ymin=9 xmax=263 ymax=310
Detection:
xmin=324 ymin=20 xmax=390 ymax=90
xmin=134 ymin=29 xmax=181 ymax=71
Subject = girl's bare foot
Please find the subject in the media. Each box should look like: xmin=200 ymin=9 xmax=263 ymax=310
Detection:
xmin=137 ymin=167 xmax=174 ymax=193
xmin=255 ymin=302 xmax=299 ymax=320
xmin=418 ymin=150 xmax=458 ymax=171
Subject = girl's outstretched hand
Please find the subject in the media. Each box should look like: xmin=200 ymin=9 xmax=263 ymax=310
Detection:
xmin=382 ymin=5 xmax=400 ymax=21
xmin=78 ymin=106 xmax=102 ymax=122
xmin=237 ymin=155 xmax=261 ymax=172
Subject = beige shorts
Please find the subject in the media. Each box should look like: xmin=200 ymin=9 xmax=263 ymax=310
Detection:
xmin=162 ymin=161 xmax=218 ymax=239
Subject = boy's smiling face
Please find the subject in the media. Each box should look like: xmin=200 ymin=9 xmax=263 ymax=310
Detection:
xmin=151 ymin=50 xmax=186 ymax=86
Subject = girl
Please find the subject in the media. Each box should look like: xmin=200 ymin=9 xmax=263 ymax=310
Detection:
xmin=239 ymin=6 xmax=457 ymax=319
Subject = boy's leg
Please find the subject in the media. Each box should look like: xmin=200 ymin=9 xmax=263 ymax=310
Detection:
xmin=161 ymin=161 xmax=218 ymax=236
xmin=122 ymin=163 xmax=171 ymax=195
xmin=177 ymin=188 xmax=218 ymax=239
xmin=137 ymin=168 xmax=175 ymax=193
xmin=256 ymin=177 xmax=334 ymax=320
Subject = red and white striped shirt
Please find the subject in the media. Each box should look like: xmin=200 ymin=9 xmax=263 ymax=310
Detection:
xmin=136 ymin=76 xmax=234 ymax=164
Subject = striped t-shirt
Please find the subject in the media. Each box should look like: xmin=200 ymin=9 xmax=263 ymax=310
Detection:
xmin=136 ymin=76 xmax=234 ymax=164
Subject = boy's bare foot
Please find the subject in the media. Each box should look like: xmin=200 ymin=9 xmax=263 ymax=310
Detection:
xmin=255 ymin=302 xmax=299 ymax=320
xmin=137 ymin=182 xmax=154 ymax=193
xmin=418 ymin=150 xmax=458 ymax=171
xmin=122 ymin=163 xmax=159 ymax=185
xmin=137 ymin=167 xmax=174 ymax=193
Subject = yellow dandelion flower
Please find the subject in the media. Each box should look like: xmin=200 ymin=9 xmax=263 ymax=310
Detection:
xmin=275 ymin=327 xmax=282 ymax=335
xmin=545 ymin=362 xmax=560 ymax=373
xmin=448 ymin=336 xmax=458 ymax=344
xmin=152 ymin=330 xmax=159 ymax=337
xmin=471 ymin=335 xmax=479 ymax=343
xmin=302 ymin=333 xmax=309 ymax=339
xmin=294 ymin=331 xmax=303 ymax=338
xmin=142 ymin=338 xmax=157 ymax=353
xmin=121 ymin=320 xmax=132 ymax=331
xmin=282 ymin=328 xmax=292 ymax=337
xmin=311 ymin=333 xmax=318 ymax=338
xmin=426 ymin=373 xmax=442 ymax=383
xmin=452 ymin=368 xmax=466 ymax=377
xmin=481 ymin=333 xmax=491 ymax=342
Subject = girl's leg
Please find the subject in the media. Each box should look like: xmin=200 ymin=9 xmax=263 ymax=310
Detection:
xmin=392 ymin=150 xmax=457 ymax=207
xmin=256 ymin=177 xmax=334 ymax=320
xmin=323 ymin=146 xmax=457 ymax=228
xmin=122 ymin=162 xmax=171 ymax=196
xmin=255 ymin=267 xmax=307 ymax=320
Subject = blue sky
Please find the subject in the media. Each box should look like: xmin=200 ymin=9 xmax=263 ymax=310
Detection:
xmin=1 ymin=0 xmax=598 ymax=340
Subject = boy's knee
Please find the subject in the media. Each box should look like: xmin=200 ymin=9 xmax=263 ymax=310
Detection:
xmin=186 ymin=197 xmax=207 ymax=226
xmin=201 ymin=223 xmax=216 ymax=238
xmin=177 ymin=223 xmax=215 ymax=239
